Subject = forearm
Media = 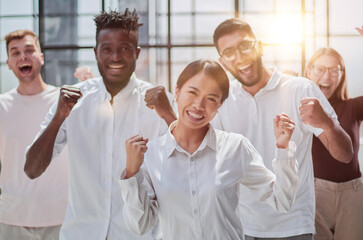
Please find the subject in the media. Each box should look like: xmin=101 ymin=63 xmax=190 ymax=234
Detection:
xmin=162 ymin=108 xmax=177 ymax=126
xmin=24 ymin=116 xmax=64 ymax=179
xmin=320 ymin=119 xmax=353 ymax=163
xmin=271 ymin=144 xmax=299 ymax=212
xmin=119 ymin=170 xmax=158 ymax=235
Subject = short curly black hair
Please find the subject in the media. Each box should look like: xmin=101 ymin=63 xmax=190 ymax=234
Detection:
xmin=94 ymin=8 xmax=143 ymax=47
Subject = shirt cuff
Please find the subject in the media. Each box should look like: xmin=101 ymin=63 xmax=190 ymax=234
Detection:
xmin=119 ymin=169 xmax=144 ymax=189
xmin=275 ymin=141 xmax=296 ymax=159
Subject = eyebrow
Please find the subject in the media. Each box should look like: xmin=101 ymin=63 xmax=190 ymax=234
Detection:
xmin=188 ymin=86 xmax=221 ymax=98
xmin=9 ymin=44 xmax=35 ymax=51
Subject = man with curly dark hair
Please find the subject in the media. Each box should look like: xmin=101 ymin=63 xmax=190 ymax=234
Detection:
xmin=25 ymin=9 xmax=171 ymax=240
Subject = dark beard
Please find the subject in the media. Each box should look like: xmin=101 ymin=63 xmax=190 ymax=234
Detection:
xmin=235 ymin=57 xmax=263 ymax=87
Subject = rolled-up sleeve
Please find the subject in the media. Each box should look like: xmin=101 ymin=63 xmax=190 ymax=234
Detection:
xmin=119 ymin=169 xmax=159 ymax=236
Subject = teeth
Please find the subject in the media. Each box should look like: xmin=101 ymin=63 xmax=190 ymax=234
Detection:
xmin=319 ymin=83 xmax=330 ymax=88
xmin=188 ymin=111 xmax=203 ymax=119
xmin=109 ymin=65 xmax=125 ymax=69
xmin=237 ymin=64 xmax=252 ymax=71
xmin=19 ymin=64 xmax=31 ymax=68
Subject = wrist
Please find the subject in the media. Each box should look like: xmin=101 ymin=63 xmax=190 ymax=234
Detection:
xmin=125 ymin=168 xmax=139 ymax=179
xmin=276 ymin=143 xmax=289 ymax=149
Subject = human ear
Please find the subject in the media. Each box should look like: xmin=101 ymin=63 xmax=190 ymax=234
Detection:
xmin=174 ymin=85 xmax=180 ymax=101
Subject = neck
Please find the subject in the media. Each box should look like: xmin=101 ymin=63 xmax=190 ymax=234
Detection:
xmin=242 ymin=66 xmax=272 ymax=96
xmin=104 ymin=78 xmax=131 ymax=99
xmin=17 ymin=75 xmax=47 ymax=95
xmin=172 ymin=122 xmax=209 ymax=154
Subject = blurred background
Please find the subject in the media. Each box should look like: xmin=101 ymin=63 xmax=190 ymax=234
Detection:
xmin=0 ymin=0 xmax=362 ymax=163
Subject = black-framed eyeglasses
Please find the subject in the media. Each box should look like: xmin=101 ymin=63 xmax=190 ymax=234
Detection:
xmin=311 ymin=65 xmax=342 ymax=77
xmin=221 ymin=40 xmax=257 ymax=62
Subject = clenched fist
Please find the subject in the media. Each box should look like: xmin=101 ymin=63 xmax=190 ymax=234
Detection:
xmin=125 ymin=135 xmax=149 ymax=178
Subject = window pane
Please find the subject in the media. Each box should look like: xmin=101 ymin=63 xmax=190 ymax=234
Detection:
xmin=0 ymin=0 xmax=33 ymax=15
xmin=276 ymin=0 xmax=301 ymax=12
xmin=43 ymin=16 xmax=78 ymax=46
xmin=0 ymin=17 xmax=36 ymax=39
xmin=330 ymin=37 xmax=363 ymax=98
xmin=0 ymin=41 xmax=7 ymax=63
xmin=330 ymin=0 xmax=363 ymax=35
xmin=43 ymin=0 xmax=77 ymax=15
xmin=171 ymin=16 xmax=192 ymax=44
xmin=195 ymin=14 xmax=234 ymax=44
xmin=171 ymin=0 xmax=192 ymax=13
xmin=43 ymin=49 xmax=78 ymax=86
xmin=242 ymin=0 xmax=274 ymax=12
xmin=195 ymin=0 xmax=234 ymax=12
xmin=0 ymin=64 xmax=18 ymax=93
xmin=78 ymin=0 xmax=101 ymax=14
xmin=155 ymin=15 xmax=168 ymax=44
xmin=78 ymin=15 xmax=96 ymax=46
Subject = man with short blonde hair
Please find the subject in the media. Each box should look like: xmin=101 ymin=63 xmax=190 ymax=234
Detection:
xmin=0 ymin=29 xmax=68 ymax=239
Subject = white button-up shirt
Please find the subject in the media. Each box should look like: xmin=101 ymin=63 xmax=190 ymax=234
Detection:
xmin=119 ymin=122 xmax=299 ymax=240
xmin=211 ymin=68 xmax=337 ymax=238
xmin=34 ymin=75 xmax=169 ymax=240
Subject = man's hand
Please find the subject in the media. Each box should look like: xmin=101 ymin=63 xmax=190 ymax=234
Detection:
xmin=299 ymin=97 xmax=332 ymax=129
xmin=125 ymin=135 xmax=149 ymax=178
xmin=55 ymin=86 xmax=82 ymax=121
xmin=145 ymin=86 xmax=176 ymax=126
xmin=355 ymin=26 xmax=363 ymax=36
xmin=74 ymin=66 xmax=94 ymax=81
xmin=274 ymin=113 xmax=295 ymax=149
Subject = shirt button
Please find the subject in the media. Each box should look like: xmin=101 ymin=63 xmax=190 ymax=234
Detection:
xmin=193 ymin=209 xmax=198 ymax=215
xmin=192 ymin=190 xmax=196 ymax=195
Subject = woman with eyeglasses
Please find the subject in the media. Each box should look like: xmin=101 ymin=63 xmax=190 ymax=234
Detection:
xmin=118 ymin=59 xmax=299 ymax=240
xmin=304 ymin=48 xmax=363 ymax=239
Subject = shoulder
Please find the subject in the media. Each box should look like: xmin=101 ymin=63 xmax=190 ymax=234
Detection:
xmin=0 ymin=88 xmax=17 ymax=110
xmin=349 ymin=95 xmax=363 ymax=105
xmin=144 ymin=133 xmax=168 ymax=162
xmin=214 ymin=128 xmax=251 ymax=150
xmin=73 ymin=77 xmax=102 ymax=93
xmin=0 ymin=88 xmax=16 ymax=101
xmin=134 ymin=77 xmax=155 ymax=93
xmin=279 ymin=74 xmax=315 ymax=90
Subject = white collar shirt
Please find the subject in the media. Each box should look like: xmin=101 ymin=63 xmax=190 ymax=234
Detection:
xmin=211 ymin=67 xmax=337 ymax=237
xmin=34 ymin=74 xmax=169 ymax=240
xmin=119 ymin=122 xmax=298 ymax=240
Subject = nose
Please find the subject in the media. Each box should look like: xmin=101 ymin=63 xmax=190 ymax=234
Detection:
xmin=193 ymin=97 xmax=206 ymax=110
xmin=110 ymin=49 xmax=122 ymax=61
xmin=321 ymin=69 xmax=331 ymax=79
xmin=19 ymin=51 xmax=27 ymax=60
xmin=234 ymin=48 xmax=245 ymax=62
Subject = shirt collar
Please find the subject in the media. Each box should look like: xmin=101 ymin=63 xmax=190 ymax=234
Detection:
xmin=99 ymin=73 xmax=137 ymax=102
xmin=234 ymin=66 xmax=282 ymax=95
xmin=165 ymin=120 xmax=217 ymax=158
xmin=262 ymin=66 xmax=281 ymax=91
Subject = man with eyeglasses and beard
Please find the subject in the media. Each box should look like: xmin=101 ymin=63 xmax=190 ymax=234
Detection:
xmin=210 ymin=18 xmax=353 ymax=240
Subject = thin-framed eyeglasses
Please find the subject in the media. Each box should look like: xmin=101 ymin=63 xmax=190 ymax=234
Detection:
xmin=221 ymin=40 xmax=257 ymax=62
xmin=311 ymin=65 xmax=342 ymax=77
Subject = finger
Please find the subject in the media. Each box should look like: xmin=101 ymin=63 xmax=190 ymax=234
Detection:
xmin=128 ymin=135 xmax=144 ymax=142
xmin=278 ymin=115 xmax=295 ymax=125
xmin=61 ymin=85 xmax=82 ymax=94
xmin=273 ymin=115 xmax=280 ymax=128
xmin=144 ymin=92 xmax=164 ymax=102
xmin=145 ymin=102 xmax=155 ymax=109
xmin=300 ymin=97 xmax=317 ymax=105
xmin=62 ymin=90 xmax=82 ymax=100
xmin=279 ymin=112 xmax=291 ymax=119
